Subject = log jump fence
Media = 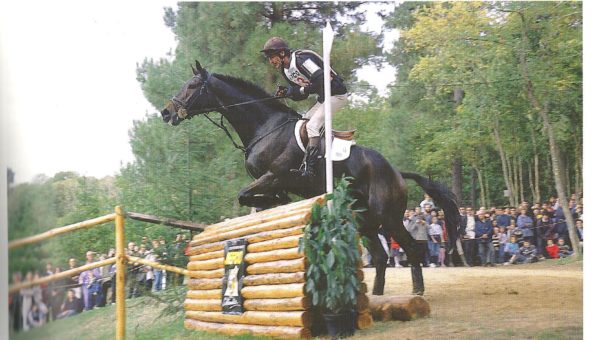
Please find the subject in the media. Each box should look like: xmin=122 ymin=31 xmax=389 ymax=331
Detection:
xmin=183 ymin=195 xmax=374 ymax=338
xmin=8 ymin=196 xmax=429 ymax=339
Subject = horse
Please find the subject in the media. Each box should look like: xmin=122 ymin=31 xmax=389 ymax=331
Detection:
xmin=161 ymin=61 xmax=460 ymax=296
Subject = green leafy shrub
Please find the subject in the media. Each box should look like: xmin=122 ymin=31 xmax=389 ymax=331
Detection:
xmin=301 ymin=177 xmax=363 ymax=314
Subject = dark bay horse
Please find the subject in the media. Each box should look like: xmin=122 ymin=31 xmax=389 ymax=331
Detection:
xmin=161 ymin=61 xmax=459 ymax=295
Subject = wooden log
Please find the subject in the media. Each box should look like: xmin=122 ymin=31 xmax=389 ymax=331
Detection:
xmin=115 ymin=206 xmax=126 ymax=340
xmin=8 ymin=213 xmax=116 ymax=250
xmin=187 ymin=278 xmax=222 ymax=290
xmin=242 ymin=283 xmax=305 ymax=299
xmin=184 ymin=298 xmax=221 ymax=312
xmin=126 ymin=212 xmax=206 ymax=232
xmin=186 ymin=289 xmax=221 ymax=300
xmin=246 ymin=258 xmax=306 ymax=275
xmin=243 ymin=297 xmax=310 ymax=311
xmin=243 ymin=272 xmax=305 ymax=286
xmin=188 ymin=240 xmax=225 ymax=256
xmin=246 ymin=225 xmax=305 ymax=244
xmin=184 ymin=319 xmax=311 ymax=339
xmin=368 ymin=295 xmax=431 ymax=321
xmin=186 ymin=267 xmax=224 ymax=279
xmin=184 ymin=297 xmax=310 ymax=312
xmin=356 ymin=293 xmax=370 ymax=312
xmin=200 ymin=209 xmax=309 ymax=238
xmin=9 ymin=258 xmax=117 ymax=294
xmin=245 ymin=247 xmax=303 ymax=264
xmin=185 ymin=310 xmax=311 ymax=328
xmin=357 ymin=310 xmax=374 ymax=329
xmin=127 ymin=256 xmax=189 ymax=276
xmin=247 ymin=234 xmax=303 ymax=253
xmin=200 ymin=195 xmax=324 ymax=234
xmin=187 ymin=257 xmax=224 ymax=271
xmin=189 ymin=249 xmax=223 ymax=262
xmin=191 ymin=213 xmax=310 ymax=246
xmin=187 ymin=225 xmax=305 ymax=256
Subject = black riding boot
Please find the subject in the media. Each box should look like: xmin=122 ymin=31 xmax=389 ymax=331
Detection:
xmin=291 ymin=137 xmax=320 ymax=178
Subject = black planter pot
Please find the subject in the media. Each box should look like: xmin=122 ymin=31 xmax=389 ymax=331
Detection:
xmin=323 ymin=309 xmax=357 ymax=339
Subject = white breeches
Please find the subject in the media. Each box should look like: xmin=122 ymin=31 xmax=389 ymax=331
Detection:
xmin=304 ymin=94 xmax=349 ymax=138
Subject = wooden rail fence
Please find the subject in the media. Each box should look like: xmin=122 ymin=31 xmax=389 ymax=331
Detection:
xmin=8 ymin=206 xmax=202 ymax=339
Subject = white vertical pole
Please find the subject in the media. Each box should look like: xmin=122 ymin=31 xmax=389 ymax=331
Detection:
xmin=323 ymin=21 xmax=334 ymax=195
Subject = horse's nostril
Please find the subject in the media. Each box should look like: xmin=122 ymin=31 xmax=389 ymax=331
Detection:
xmin=161 ymin=109 xmax=171 ymax=122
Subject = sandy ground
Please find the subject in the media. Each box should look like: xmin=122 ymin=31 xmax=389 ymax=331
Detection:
xmin=354 ymin=260 xmax=583 ymax=339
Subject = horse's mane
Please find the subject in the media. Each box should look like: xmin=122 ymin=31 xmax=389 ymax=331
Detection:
xmin=213 ymin=74 xmax=299 ymax=116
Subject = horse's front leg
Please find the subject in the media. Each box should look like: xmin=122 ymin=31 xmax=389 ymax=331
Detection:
xmin=238 ymin=171 xmax=287 ymax=210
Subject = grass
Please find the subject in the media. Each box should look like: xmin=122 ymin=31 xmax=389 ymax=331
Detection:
xmin=10 ymin=290 xmax=266 ymax=340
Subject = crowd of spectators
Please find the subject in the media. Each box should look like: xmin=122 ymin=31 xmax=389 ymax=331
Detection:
xmin=365 ymin=193 xmax=583 ymax=268
xmin=8 ymin=233 xmax=191 ymax=333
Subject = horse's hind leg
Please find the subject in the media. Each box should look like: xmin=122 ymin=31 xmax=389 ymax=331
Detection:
xmin=383 ymin=221 xmax=425 ymax=295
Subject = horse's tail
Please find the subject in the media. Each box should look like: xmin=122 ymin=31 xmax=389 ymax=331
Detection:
xmin=400 ymin=172 xmax=460 ymax=254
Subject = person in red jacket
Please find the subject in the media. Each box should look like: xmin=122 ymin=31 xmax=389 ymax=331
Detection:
xmin=545 ymin=239 xmax=559 ymax=259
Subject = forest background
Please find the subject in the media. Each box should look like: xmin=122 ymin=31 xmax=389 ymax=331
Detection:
xmin=7 ymin=2 xmax=583 ymax=275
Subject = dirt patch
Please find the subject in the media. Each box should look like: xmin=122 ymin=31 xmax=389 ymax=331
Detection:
xmin=355 ymin=260 xmax=583 ymax=339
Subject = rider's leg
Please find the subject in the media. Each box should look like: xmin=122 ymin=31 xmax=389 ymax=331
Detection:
xmin=296 ymin=94 xmax=349 ymax=177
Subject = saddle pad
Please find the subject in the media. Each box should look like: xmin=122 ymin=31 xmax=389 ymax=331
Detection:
xmin=294 ymin=120 xmax=355 ymax=161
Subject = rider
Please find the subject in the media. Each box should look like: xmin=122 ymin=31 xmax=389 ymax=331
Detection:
xmin=261 ymin=37 xmax=349 ymax=178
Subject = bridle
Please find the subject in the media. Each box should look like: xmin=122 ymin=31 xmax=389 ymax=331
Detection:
xmin=168 ymin=72 xmax=301 ymax=156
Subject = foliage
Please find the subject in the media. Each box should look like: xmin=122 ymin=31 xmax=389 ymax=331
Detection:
xmin=301 ymin=177 xmax=362 ymax=314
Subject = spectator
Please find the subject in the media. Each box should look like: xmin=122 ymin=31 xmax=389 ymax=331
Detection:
xmin=420 ymin=194 xmax=436 ymax=209
xmin=390 ymin=237 xmax=406 ymax=268
xmin=463 ymin=207 xmax=476 ymax=266
xmin=79 ymin=252 xmax=102 ymax=310
xmin=498 ymin=226 xmax=508 ymax=263
xmin=545 ymin=239 xmax=559 ymax=259
xmin=506 ymin=240 xmax=538 ymax=265
xmin=496 ymin=207 xmax=511 ymax=228
xmin=98 ymin=254 xmax=113 ymax=307
xmin=437 ymin=210 xmax=448 ymax=267
xmin=509 ymin=207 xmax=519 ymax=225
xmin=151 ymin=239 xmax=164 ymax=292
xmin=557 ymin=238 xmax=573 ymax=258
xmin=576 ymin=219 xmax=583 ymax=244
xmin=423 ymin=204 xmax=434 ymax=224
xmin=27 ymin=302 xmax=47 ymax=329
xmin=428 ymin=216 xmax=443 ymax=267
xmin=504 ymin=235 xmax=520 ymax=263
xmin=20 ymin=271 xmax=35 ymax=331
xmin=554 ymin=202 xmax=570 ymax=247
xmin=143 ymin=245 xmax=157 ymax=292
xmin=67 ymin=258 xmax=82 ymax=311
xmin=10 ymin=272 xmax=23 ymax=332
xmin=491 ymin=227 xmax=503 ymax=264
xmin=516 ymin=209 xmax=534 ymax=242
xmin=126 ymin=242 xmax=140 ymax=298
xmin=475 ymin=211 xmax=494 ymax=266
xmin=56 ymin=289 xmax=81 ymax=319
xmin=406 ymin=214 xmax=430 ymax=268
xmin=49 ymin=267 xmax=66 ymax=320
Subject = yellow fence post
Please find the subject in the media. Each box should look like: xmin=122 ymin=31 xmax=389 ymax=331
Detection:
xmin=115 ymin=206 xmax=126 ymax=340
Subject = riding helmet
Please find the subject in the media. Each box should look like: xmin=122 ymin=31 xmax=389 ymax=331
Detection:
xmin=261 ymin=37 xmax=289 ymax=56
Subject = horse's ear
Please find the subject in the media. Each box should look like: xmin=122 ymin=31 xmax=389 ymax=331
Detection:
xmin=195 ymin=60 xmax=208 ymax=78
xmin=191 ymin=64 xmax=199 ymax=75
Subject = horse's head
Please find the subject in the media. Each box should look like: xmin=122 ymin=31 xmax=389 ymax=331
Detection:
xmin=161 ymin=60 xmax=213 ymax=126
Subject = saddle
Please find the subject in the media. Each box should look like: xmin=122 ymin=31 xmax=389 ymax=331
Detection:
xmin=298 ymin=120 xmax=356 ymax=147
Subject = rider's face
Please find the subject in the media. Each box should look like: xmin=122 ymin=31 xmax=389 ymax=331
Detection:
xmin=268 ymin=51 xmax=287 ymax=69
